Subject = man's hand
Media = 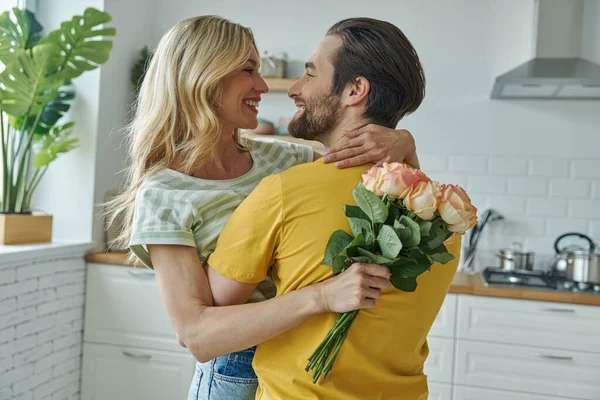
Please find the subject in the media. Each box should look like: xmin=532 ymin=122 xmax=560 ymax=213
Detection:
xmin=315 ymin=263 xmax=391 ymax=313
xmin=322 ymin=124 xmax=420 ymax=169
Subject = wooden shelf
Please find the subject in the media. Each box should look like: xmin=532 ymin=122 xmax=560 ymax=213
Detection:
xmin=264 ymin=78 xmax=296 ymax=92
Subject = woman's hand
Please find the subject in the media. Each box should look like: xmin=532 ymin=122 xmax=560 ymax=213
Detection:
xmin=315 ymin=262 xmax=391 ymax=313
xmin=322 ymin=124 xmax=420 ymax=169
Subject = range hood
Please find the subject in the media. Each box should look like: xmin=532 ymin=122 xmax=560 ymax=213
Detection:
xmin=491 ymin=0 xmax=600 ymax=99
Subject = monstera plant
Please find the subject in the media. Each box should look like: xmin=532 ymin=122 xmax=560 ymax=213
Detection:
xmin=0 ymin=7 xmax=116 ymax=214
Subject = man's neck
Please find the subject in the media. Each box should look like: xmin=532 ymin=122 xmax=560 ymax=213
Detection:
xmin=320 ymin=117 xmax=370 ymax=149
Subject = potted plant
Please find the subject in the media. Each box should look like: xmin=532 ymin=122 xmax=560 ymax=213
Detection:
xmin=0 ymin=7 xmax=116 ymax=245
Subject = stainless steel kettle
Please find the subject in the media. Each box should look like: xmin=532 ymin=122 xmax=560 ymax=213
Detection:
xmin=553 ymin=232 xmax=600 ymax=285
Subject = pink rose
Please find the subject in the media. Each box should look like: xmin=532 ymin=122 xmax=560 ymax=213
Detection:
xmin=361 ymin=163 xmax=430 ymax=199
xmin=438 ymin=184 xmax=478 ymax=234
xmin=362 ymin=166 xmax=385 ymax=196
xmin=403 ymin=181 xmax=441 ymax=220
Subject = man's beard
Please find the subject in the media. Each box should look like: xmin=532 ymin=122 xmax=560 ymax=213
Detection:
xmin=288 ymin=93 xmax=341 ymax=142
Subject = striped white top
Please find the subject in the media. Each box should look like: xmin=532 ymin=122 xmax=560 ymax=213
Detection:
xmin=129 ymin=139 xmax=313 ymax=300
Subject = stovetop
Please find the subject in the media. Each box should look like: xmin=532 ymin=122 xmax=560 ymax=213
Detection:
xmin=481 ymin=267 xmax=600 ymax=294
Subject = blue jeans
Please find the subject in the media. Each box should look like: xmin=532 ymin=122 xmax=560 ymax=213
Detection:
xmin=187 ymin=347 xmax=258 ymax=400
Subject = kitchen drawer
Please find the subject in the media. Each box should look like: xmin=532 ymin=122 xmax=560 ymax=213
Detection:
xmin=454 ymin=339 xmax=600 ymax=400
xmin=84 ymin=264 xmax=182 ymax=352
xmin=424 ymin=337 xmax=454 ymax=384
xmin=81 ymin=342 xmax=196 ymax=400
xmin=456 ymin=294 xmax=600 ymax=353
xmin=453 ymin=385 xmax=581 ymax=400
xmin=429 ymin=382 xmax=452 ymax=400
xmin=429 ymin=293 xmax=457 ymax=338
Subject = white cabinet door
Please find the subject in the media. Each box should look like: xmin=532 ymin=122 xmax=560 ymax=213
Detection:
xmin=81 ymin=343 xmax=196 ymax=400
xmin=456 ymin=295 xmax=600 ymax=353
xmin=429 ymin=382 xmax=452 ymax=400
xmin=84 ymin=264 xmax=182 ymax=352
xmin=453 ymin=385 xmax=578 ymax=400
xmin=454 ymin=340 xmax=600 ymax=400
xmin=424 ymin=337 xmax=454 ymax=384
xmin=429 ymin=294 xmax=457 ymax=338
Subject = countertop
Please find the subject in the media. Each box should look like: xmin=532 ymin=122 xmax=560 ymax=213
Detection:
xmin=85 ymin=251 xmax=600 ymax=306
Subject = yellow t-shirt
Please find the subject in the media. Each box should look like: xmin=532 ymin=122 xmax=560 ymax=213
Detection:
xmin=208 ymin=160 xmax=461 ymax=400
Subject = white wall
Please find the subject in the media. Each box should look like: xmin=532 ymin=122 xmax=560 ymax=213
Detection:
xmin=582 ymin=0 xmax=600 ymax=63
xmin=92 ymin=0 xmax=157 ymax=244
xmin=148 ymin=0 xmax=600 ymax=266
xmin=33 ymin=0 xmax=104 ymax=244
xmin=32 ymin=0 xmax=156 ymax=245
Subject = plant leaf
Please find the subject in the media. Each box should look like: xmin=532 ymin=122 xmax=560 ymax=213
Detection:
xmin=390 ymin=262 xmax=432 ymax=279
xmin=398 ymin=215 xmax=421 ymax=248
xmin=420 ymin=221 xmax=432 ymax=237
xmin=430 ymin=252 xmax=455 ymax=264
xmin=332 ymin=256 xmax=349 ymax=274
xmin=348 ymin=217 xmax=372 ymax=237
xmin=323 ymin=230 xmax=353 ymax=266
xmin=390 ymin=276 xmax=418 ymax=292
xmin=377 ymin=225 xmax=403 ymax=259
xmin=349 ymin=256 xmax=373 ymax=264
xmin=41 ymin=7 xmax=116 ymax=80
xmin=357 ymin=248 xmax=393 ymax=265
xmin=352 ymin=183 xmax=388 ymax=224
xmin=9 ymin=82 xmax=75 ymax=135
xmin=0 ymin=45 xmax=64 ymax=116
xmin=344 ymin=204 xmax=371 ymax=221
xmin=0 ymin=8 xmax=43 ymax=56
xmin=32 ymin=122 xmax=78 ymax=169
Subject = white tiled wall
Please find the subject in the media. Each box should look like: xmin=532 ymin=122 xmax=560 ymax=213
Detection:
xmin=0 ymin=257 xmax=85 ymax=400
xmin=422 ymin=154 xmax=600 ymax=266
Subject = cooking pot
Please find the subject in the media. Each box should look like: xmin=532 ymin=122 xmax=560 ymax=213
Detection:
xmin=495 ymin=242 xmax=535 ymax=271
xmin=553 ymin=232 xmax=600 ymax=284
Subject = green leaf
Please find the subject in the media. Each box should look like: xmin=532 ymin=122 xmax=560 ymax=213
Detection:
xmin=390 ymin=262 xmax=432 ymax=279
xmin=332 ymin=256 xmax=349 ymax=274
xmin=9 ymin=82 xmax=75 ymax=135
xmin=377 ymin=225 xmax=403 ymax=259
xmin=348 ymin=217 xmax=372 ymax=238
xmin=385 ymin=204 xmax=401 ymax=225
xmin=430 ymin=252 xmax=455 ymax=264
xmin=41 ymin=7 xmax=116 ymax=81
xmin=32 ymin=122 xmax=78 ymax=168
xmin=131 ymin=45 xmax=153 ymax=93
xmin=0 ymin=8 xmax=43 ymax=62
xmin=427 ymin=233 xmax=447 ymax=250
xmin=365 ymin=231 xmax=374 ymax=247
xmin=390 ymin=276 xmax=418 ymax=292
xmin=349 ymin=256 xmax=373 ymax=264
xmin=398 ymin=215 xmax=421 ymax=248
xmin=420 ymin=221 xmax=432 ymax=237
xmin=323 ymin=230 xmax=353 ymax=266
xmin=357 ymin=248 xmax=393 ymax=265
xmin=0 ymin=45 xmax=64 ymax=116
xmin=344 ymin=205 xmax=371 ymax=221
xmin=352 ymin=183 xmax=388 ymax=224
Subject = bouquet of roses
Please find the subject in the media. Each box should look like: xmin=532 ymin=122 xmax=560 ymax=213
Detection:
xmin=306 ymin=162 xmax=478 ymax=383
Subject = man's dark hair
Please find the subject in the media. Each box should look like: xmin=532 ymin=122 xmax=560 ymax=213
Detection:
xmin=327 ymin=18 xmax=425 ymax=128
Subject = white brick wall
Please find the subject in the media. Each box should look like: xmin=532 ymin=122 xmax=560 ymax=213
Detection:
xmin=0 ymin=257 xmax=86 ymax=400
xmin=423 ymin=155 xmax=600 ymax=260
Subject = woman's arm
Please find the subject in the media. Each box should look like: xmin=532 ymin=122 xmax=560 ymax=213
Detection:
xmin=321 ymin=124 xmax=420 ymax=169
xmin=148 ymin=244 xmax=389 ymax=363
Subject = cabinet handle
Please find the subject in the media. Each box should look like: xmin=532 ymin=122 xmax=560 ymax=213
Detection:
xmin=536 ymin=353 xmax=574 ymax=361
xmin=128 ymin=270 xmax=156 ymax=279
xmin=540 ymin=307 xmax=575 ymax=313
xmin=122 ymin=351 xmax=153 ymax=360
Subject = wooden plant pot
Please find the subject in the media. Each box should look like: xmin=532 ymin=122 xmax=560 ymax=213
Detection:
xmin=0 ymin=213 xmax=53 ymax=245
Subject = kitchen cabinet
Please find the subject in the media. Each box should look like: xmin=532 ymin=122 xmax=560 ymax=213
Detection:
xmin=81 ymin=342 xmax=195 ymax=400
xmin=81 ymin=264 xmax=196 ymax=400
xmin=425 ymin=293 xmax=600 ymax=400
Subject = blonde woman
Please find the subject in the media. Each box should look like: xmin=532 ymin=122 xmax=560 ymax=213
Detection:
xmin=107 ymin=16 xmax=420 ymax=400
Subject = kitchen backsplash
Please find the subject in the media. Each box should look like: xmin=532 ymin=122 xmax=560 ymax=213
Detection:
xmin=421 ymin=153 xmax=600 ymax=268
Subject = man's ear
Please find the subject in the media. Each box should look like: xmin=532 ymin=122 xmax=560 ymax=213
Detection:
xmin=344 ymin=76 xmax=370 ymax=106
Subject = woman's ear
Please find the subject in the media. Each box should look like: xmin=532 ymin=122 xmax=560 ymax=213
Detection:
xmin=344 ymin=76 xmax=370 ymax=106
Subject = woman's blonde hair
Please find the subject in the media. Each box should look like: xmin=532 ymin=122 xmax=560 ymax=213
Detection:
xmin=104 ymin=15 xmax=257 ymax=250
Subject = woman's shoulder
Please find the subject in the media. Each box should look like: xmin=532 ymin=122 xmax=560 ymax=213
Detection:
xmin=250 ymin=138 xmax=314 ymax=166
